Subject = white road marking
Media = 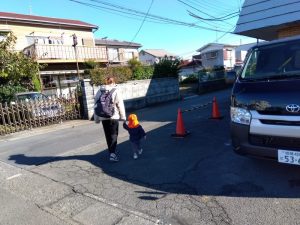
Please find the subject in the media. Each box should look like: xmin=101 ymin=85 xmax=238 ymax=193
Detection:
xmin=6 ymin=173 xmax=22 ymax=180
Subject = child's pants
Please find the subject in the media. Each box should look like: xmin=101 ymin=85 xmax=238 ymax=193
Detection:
xmin=130 ymin=140 xmax=142 ymax=154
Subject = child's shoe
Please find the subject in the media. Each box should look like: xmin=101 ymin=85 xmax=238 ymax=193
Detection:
xmin=133 ymin=153 xmax=138 ymax=160
xmin=138 ymin=149 xmax=143 ymax=155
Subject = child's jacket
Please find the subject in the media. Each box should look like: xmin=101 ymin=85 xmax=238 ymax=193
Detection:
xmin=123 ymin=123 xmax=146 ymax=143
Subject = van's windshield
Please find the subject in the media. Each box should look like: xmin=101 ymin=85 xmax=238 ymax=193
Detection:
xmin=241 ymin=40 xmax=300 ymax=81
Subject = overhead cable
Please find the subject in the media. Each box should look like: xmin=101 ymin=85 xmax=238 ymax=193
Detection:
xmin=189 ymin=11 xmax=239 ymax=21
xmin=69 ymin=0 xmax=230 ymax=32
xmin=176 ymin=0 xmax=235 ymax=25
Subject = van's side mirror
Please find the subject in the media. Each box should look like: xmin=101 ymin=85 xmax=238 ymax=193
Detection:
xmin=225 ymin=71 xmax=237 ymax=84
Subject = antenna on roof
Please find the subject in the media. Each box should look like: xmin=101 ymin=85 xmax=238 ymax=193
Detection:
xmin=29 ymin=0 xmax=32 ymax=15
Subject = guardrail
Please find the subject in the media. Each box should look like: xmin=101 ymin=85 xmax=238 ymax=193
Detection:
xmin=0 ymin=94 xmax=80 ymax=136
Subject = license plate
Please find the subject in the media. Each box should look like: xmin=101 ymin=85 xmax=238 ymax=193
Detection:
xmin=278 ymin=150 xmax=300 ymax=165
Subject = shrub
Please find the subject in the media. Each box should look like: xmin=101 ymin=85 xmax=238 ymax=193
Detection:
xmin=0 ymin=84 xmax=27 ymax=103
xmin=153 ymin=57 xmax=180 ymax=79
xmin=128 ymin=58 xmax=154 ymax=80
xmin=131 ymin=66 xmax=154 ymax=80
xmin=90 ymin=66 xmax=132 ymax=86
xmin=180 ymin=74 xmax=198 ymax=84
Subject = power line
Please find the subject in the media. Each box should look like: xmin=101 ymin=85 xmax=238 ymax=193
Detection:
xmin=104 ymin=0 xmax=155 ymax=65
xmin=69 ymin=0 xmax=229 ymax=32
xmin=130 ymin=0 xmax=154 ymax=43
xmin=189 ymin=11 xmax=239 ymax=21
xmin=177 ymin=0 xmax=232 ymax=27
xmin=177 ymin=0 xmax=236 ymax=26
xmin=214 ymin=25 xmax=236 ymax=42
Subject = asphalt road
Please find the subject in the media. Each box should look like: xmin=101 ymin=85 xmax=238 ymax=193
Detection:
xmin=1 ymin=88 xmax=300 ymax=225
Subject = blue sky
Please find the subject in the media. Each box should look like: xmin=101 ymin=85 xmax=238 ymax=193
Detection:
xmin=2 ymin=0 xmax=256 ymax=59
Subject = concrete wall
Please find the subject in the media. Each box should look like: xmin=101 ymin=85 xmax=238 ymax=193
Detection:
xmin=81 ymin=78 xmax=179 ymax=119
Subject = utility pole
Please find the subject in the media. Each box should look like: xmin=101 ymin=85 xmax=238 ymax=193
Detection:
xmin=102 ymin=37 xmax=109 ymax=68
xmin=72 ymin=34 xmax=81 ymax=80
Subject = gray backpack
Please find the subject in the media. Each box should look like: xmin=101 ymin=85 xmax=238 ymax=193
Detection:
xmin=94 ymin=88 xmax=116 ymax=118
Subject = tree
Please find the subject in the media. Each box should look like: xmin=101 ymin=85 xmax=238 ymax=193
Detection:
xmin=128 ymin=57 xmax=154 ymax=80
xmin=0 ymin=32 xmax=41 ymax=91
xmin=153 ymin=57 xmax=181 ymax=79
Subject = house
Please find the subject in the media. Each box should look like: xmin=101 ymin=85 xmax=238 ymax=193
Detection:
xmin=0 ymin=11 xmax=104 ymax=96
xmin=0 ymin=11 xmax=141 ymax=96
xmin=139 ymin=49 xmax=177 ymax=65
xmin=235 ymin=42 xmax=257 ymax=65
xmin=235 ymin=0 xmax=300 ymax=40
xmin=196 ymin=43 xmax=237 ymax=70
xmin=95 ymin=39 xmax=142 ymax=65
xmin=178 ymin=59 xmax=202 ymax=80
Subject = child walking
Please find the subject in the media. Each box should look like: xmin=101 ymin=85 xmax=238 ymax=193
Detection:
xmin=123 ymin=114 xmax=146 ymax=159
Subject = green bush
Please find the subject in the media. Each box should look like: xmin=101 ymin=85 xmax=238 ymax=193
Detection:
xmin=153 ymin=57 xmax=180 ymax=79
xmin=0 ymin=84 xmax=27 ymax=103
xmin=88 ymin=57 xmax=178 ymax=85
xmin=198 ymin=66 xmax=225 ymax=81
xmin=90 ymin=66 xmax=132 ymax=86
xmin=128 ymin=58 xmax=154 ymax=80
xmin=132 ymin=66 xmax=154 ymax=80
xmin=180 ymin=74 xmax=198 ymax=84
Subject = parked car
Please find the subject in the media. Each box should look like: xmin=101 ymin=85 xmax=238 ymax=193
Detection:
xmin=13 ymin=92 xmax=48 ymax=102
xmin=12 ymin=92 xmax=63 ymax=118
xmin=230 ymin=35 xmax=300 ymax=165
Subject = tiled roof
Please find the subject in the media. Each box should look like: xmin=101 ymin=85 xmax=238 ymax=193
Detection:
xmin=95 ymin=39 xmax=142 ymax=48
xmin=141 ymin=49 xmax=177 ymax=57
xmin=0 ymin=11 xmax=98 ymax=29
xmin=179 ymin=60 xmax=202 ymax=68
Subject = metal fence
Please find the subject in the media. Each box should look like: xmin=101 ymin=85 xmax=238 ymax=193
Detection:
xmin=0 ymin=94 xmax=81 ymax=136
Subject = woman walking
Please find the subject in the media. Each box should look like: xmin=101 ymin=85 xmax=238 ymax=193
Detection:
xmin=94 ymin=77 xmax=126 ymax=162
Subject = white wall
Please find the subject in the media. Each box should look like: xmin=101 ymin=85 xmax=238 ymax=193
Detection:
xmin=201 ymin=49 xmax=224 ymax=69
xmin=223 ymin=48 xmax=236 ymax=69
xmin=139 ymin=52 xmax=156 ymax=65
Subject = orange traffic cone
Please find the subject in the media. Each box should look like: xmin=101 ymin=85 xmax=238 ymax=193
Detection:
xmin=210 ymin=97 xmax=223 ymax=119
xmin=172 ymin=108 xmax=190 ymax=138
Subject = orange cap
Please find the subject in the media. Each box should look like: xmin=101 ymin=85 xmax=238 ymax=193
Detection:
xmin=128 ymin=114 xmax=139 ymax=128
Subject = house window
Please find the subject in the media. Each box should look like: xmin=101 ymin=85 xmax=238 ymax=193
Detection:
xmin=108 ymin=48 xmax=119 ymax=61
xmin=224 ymin=49 xmax=232 ymax=60
xmin=42 ymin=74 xmax=57 ymax=89
xmin=146 ymin=60 xmax=152 ymax=64
xmin=124 ymin=51 xmax=134 ymax=60
xmin=205 ymin=51 xmax=217 ymax=59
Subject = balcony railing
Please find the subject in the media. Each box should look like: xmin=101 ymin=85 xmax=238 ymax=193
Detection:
xmin=23 ymin=44 xmax=117 ymax=62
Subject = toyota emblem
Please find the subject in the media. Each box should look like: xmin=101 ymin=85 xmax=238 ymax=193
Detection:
xmin=286 ymin=104 xmax=300 ymax=113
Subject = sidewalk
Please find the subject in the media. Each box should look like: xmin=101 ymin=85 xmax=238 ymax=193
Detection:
xmin=0 ymin=160 xmax=161 ymax=225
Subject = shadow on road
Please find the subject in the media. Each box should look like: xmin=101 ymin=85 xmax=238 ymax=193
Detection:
xmin=8 ymin=100 xmax=300 ymax=199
